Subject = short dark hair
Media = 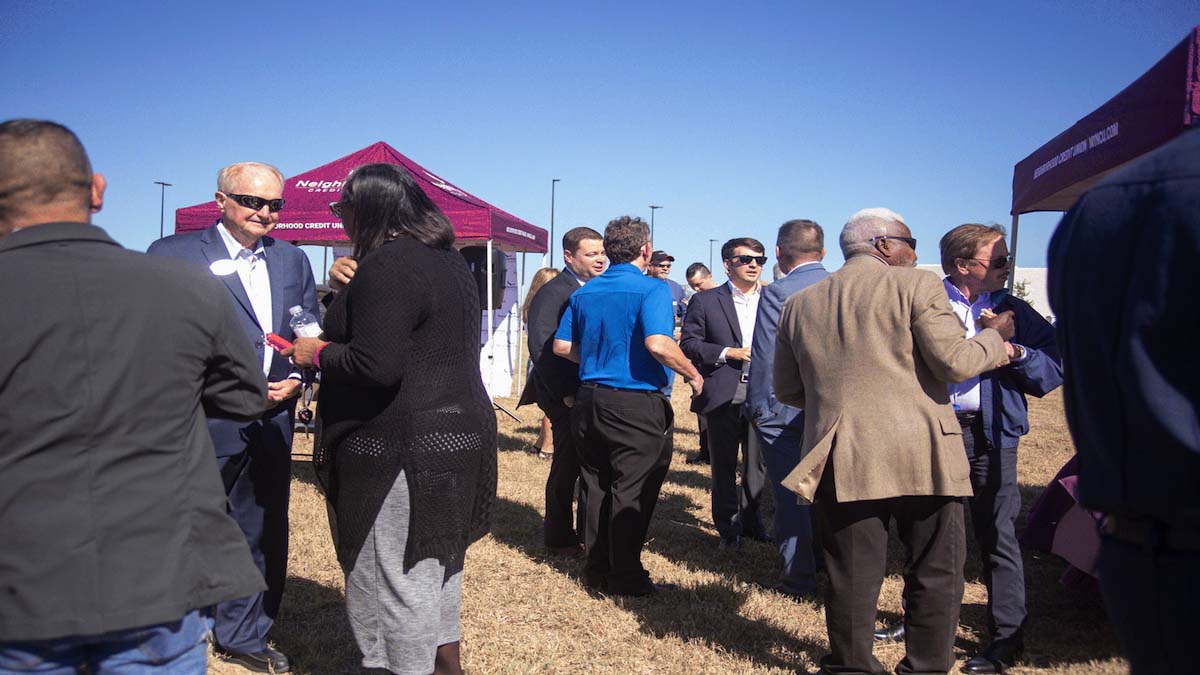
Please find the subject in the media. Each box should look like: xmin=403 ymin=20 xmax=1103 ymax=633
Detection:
xmin=340 ymin=163 xmax=455 ymax=258
xmin=777 ymin=219 xmax=824 ymax=264
xmin=720 ymin=237 xmax=765 ymax=261
xmin=686 ymin=262 xmax=711 ymax=280
xmin=602 ymin=215 xmax=650 ymax=265
xmin=0 ymin=119 xmax=93 ymax=233
xmin=939 ymin=223 xmax=1006 ymax=275
xmin=563 ymin=226 xmax=602 ymax=255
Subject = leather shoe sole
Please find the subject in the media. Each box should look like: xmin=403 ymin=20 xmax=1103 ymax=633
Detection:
xmin=213 ymin=645 xmax=291 ymax=673
xmin=873 ymin=623 xmax=905 ymax=642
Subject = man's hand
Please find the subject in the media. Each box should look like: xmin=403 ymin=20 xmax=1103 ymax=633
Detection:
xmin=267 ymin=379 xmax=302 ymax=403
xmin=726 ymin=346 xmax=751 ymax=362
xmin=686 ymin=374 xmax=704 ymax=398
xmin=283 ymin=337 xmax=327 ymax=368
xmin=980 ymin=309 xmax=1016 ymax=341
xmin=328 ymin=256 xmax=358 ymax=291
xmin=563 ymin=395 xmax=575 ymax=408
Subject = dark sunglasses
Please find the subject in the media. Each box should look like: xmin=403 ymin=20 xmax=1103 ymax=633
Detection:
xmin=869 ymin=235 xmax=917 ymax=249
xmin=223 ymin=192 xmax=285 ymax=213
xmin=968 ymin=255 xmax=1012 ymax=270
xmin=727 ymin=255 xmax=768 ymax=266
xmin=329 ymin=201 xmax=349 ymax=218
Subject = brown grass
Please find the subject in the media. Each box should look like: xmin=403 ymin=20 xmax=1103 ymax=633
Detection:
xmin=208 ymin=386 xmax=1125 ymax=674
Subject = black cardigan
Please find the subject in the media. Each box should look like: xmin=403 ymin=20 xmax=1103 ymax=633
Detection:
xmin=315 ymin=237 xmax=497 ymax=571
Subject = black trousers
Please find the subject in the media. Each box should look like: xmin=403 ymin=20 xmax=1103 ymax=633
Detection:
xmin=706 ymin=402 xmax=766 ymax=537
xmin=815 ymin=463 xmax=965 ymax=675
xmin=1098 ymin=534 xmax=1200 ymax=674
xmin=961 ymin=415 xmax=1026 ymax=640
xmin=572 ymin=385 xmax=673 ymax=593
xmin=695 ymin=413 xmax=710 ymax=460
xmin=538 ymin=395 xmax=586 ymax=548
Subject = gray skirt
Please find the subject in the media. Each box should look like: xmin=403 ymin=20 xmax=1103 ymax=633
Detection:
xmin=345 ymin=471 xmax=464 ymax=674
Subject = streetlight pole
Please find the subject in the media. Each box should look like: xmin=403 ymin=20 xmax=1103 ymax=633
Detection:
xmin=648 ymin=205 xmax=662 ymax=244
xmin=550 ymin=178 xmax=560 ymax=264
xmin=154 ymin=181 xmax=172 ymax=239
xmin=708 ymin=238 xmax=718 ymax=270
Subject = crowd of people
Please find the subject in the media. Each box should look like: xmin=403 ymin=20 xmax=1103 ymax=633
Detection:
xmin=0 ymin=117 xmax=1195 ymax=675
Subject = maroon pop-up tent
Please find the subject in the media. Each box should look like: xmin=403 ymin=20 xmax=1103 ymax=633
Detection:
xmin=1007 ymin=26 xmax=1199 ymax=282
xmin=175 ymin=141 xmax=548 ymax=253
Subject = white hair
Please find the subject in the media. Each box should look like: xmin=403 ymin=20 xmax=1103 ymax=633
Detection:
xmin=217 ymin=162 xmax=285 ymax=193
xmin=839 ymin=207 xmax=906 ymax=258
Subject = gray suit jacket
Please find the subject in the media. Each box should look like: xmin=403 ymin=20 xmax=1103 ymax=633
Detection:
xmin=774 ymin=256 xmax=1008 ymax=503
xmin=745 ymin=261 xmax=829 ymax=442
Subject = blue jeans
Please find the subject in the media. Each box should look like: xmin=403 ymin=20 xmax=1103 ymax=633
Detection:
xmin=0 ymin=611 xmax=210 ymax=674
xmin=755 ymin=419 xmax=819 ymax=594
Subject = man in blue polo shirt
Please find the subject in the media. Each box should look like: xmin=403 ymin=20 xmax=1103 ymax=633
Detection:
xmin=554 ymin=215 xmax=704 ymax=597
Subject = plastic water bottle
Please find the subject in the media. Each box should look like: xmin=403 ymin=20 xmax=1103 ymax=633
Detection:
xmin=288 ymin=305 xmax=321 ymax=338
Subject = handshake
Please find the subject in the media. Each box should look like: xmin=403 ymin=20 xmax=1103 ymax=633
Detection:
xmin=978 ymin=308 xmax=1020 ymax=361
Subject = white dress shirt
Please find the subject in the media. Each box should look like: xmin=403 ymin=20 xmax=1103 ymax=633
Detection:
xmin=943 ymin=278 xmax=1027 ymax=412
xmin=718 ymin=280 xmax=760 ymax=363
xmin=217 ymin=223 xmax=273 ymax=377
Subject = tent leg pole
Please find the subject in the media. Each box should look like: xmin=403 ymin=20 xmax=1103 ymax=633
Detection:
xmin=516 ymin=252 xmax=525 ymax=398
xmin=486 ymin=240 xmax=496 ymax=394
xmin=1007 ymin=214 xmax=1020 ymax=291
xmin=322 ymin=246 xmax=328 ymax=286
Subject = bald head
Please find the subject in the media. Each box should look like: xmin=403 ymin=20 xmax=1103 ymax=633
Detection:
xmin=0 ymin=120 xmax=102 ymax=236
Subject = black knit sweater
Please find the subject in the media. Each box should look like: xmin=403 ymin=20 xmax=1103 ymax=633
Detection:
xmin=314 ymin=237 xmax=497 ymax=572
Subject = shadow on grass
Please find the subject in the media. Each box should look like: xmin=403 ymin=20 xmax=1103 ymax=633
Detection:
xmin=488 ymin=495 xmax=826 ymax=672
xmin=273 ymin=576 xmax=360 ymax=674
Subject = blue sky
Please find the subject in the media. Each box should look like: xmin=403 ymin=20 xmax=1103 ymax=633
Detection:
xmin=3 ymin=1 xmax=1194 ymax=285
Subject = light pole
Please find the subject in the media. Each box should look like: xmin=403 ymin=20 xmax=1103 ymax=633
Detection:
xmin=708 ymin=238 xmax=718 ymax=270
xmin=154 ymin=181 xmax=172 ymax=239
xmin=550 ymin=178 xmax=560 ymax=263
xmin=648 ymin=205 xmax=662 ymax=244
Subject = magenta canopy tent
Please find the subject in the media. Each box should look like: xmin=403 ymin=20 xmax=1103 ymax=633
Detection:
xmin=174 ymin=141 xmax=548 ymax=253
xmin=1006 ymin=26 xmax=1199 ymax=281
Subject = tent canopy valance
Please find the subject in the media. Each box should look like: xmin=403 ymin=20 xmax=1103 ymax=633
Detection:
xmin=175 ymin=141 xmax=548 ymax=253
xmin=1011 ymin=26 xmax=1199 ymax=215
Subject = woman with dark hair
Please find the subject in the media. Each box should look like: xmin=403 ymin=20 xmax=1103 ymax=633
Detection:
xmin=288 ymin=162 xmax=497 ymax=675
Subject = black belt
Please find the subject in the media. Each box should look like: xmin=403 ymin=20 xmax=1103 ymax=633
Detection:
xmin=1103 ymin=513 xmax=1200 ymax=552
xmin=955 ymin=411 xmax=980 ymax=426
xmin=580 ymin=382 xmax=660 ymax=395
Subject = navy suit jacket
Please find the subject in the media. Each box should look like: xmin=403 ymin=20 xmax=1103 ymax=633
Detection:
xmin=518 ymin=270 xmax=583 ymax=408
xmin=680 ymin=282 xmax=747 ymax=415
xmin=745 ymin=262 xmax=829 ymax=441
xmin=148 ymin=223 xmax=320 ymax=457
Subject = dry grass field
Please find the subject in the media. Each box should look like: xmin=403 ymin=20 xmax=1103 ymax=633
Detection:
xmin=208 ymin=386 xmax=1126 ymax=674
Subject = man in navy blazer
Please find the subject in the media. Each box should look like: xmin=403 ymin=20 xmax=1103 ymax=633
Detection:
xmin=745 ymin=220 xmax=828 ymax=597
xmin=148 ymin=161 xmax=319 ymax=674
xmin=1048 ymin=127 xmax=1200 ymax=675
xmin=681 ymin=237 xmax=770 ymax=549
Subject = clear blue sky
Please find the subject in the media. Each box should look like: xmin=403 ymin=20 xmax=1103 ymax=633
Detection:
xmin=3 ymin=1 xmax=1193 ymax=285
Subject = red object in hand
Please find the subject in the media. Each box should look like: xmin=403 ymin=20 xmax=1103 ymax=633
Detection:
xmin=264 ymin=333 xmax=293 ymax=353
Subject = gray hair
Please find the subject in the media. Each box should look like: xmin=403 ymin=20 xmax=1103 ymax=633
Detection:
xmin=839 ymin=207 xmax=906 ymax=258
xmin=217 ymin=162 xmax=285 ymax=193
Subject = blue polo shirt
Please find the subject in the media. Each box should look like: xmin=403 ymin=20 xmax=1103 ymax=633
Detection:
xmin=555 ymin=263 xmax=676 ymax=391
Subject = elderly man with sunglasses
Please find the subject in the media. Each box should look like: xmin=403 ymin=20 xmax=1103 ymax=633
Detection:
xmin=875 ymin=223 xmax=1061 ymax=673
xmin=149 ymin=162 xmax=319 ymax=674
xmin=681 ymin=238 xmax=771 ymax=550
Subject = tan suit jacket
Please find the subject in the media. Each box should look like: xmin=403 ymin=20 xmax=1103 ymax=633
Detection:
xmin=774 ymin=255 xmax=1008 ymax=503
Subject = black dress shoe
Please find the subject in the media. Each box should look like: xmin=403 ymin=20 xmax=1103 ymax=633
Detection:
xmin=961 ymin=638 xmax=1023 ymax=673
xmin=873 ymin=621 xmax=905 ymax=642
xmin=214 ymin=645 xmax=291 ymax=673
xmin=685 ymin=453 xmax=709 ymax=465
xmin=718 ymin=533 xmax=742 ymax=552
xmin=610 ymin=581 xmax=678 ymax=597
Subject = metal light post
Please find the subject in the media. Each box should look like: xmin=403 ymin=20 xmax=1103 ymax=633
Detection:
xmin=649 ymin=205 xmax=662 ymax=244
xmin=154 ymin=181 xmax=172 ymax=239
xmin=708 ymin=238 xmax=718 ymax=270
xmin=550 ymin=178 xmax=560 ymax=263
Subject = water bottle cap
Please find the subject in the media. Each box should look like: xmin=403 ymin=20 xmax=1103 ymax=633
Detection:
xmin=289 ymin=305 xmax=303 ymax=314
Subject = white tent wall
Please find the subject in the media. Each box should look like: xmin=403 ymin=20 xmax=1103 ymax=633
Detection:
xmin=479 ymin=249 xmax=521 ymax=399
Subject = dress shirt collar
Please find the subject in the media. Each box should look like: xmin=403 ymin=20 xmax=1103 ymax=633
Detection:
xmin=784 ymin=260 xmax=823 ymax=277
xmin=562 ymin=265 xmax=587 ymax=286
xmin=216 ymin=221 xmax=264 ymax=258
xmin=943 ymin=277 xmax=1006 ymax=308
xmin=727 ymin=279 xmax=760 ymax=299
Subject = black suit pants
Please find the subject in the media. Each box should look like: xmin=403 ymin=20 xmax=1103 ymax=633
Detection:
xmin=706 ymin=402 xmax=765 ymax=538
xmin=962 ymin=416 xmax=1026 ymax=640
xmin=815 ymin=462 xmax=965 ymax=675
xmin=539 ymin=395 xmax=586 ymax=548
xmin=572 ymin=385 xmax=673 ymax=593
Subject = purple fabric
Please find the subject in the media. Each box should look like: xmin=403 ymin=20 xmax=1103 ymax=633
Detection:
xmin=175 ymin=142 xmax=547 ymax=252
xmin=1011 ymin=26 xmax=1199 ymax=214
xmin=1021 ymin=455 xmax=1102 ymax=577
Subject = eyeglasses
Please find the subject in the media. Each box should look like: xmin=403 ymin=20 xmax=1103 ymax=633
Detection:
xmin=727 ymin=255 xmax=768 ymax=266
xmin=329 ymin=201 xmax=350 ymax=218
xmin=223 ymin=192 xmax=285 ymax=213
xmin=869 ymin=235 xmax=917 ymax=249
xmin=967 ymin=255 xmax=1012 ymax=269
